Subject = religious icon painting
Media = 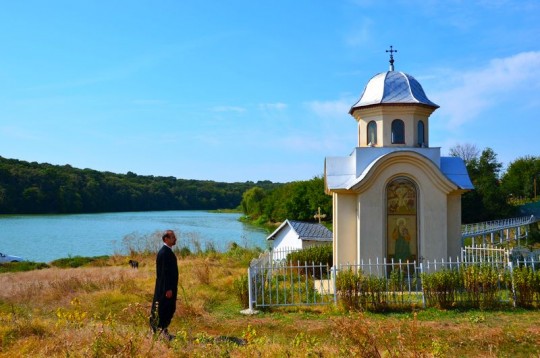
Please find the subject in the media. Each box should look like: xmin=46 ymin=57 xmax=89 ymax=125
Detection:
xmin=387 ymin=177 xmax=416 ymax=215
xmin=386 ymin=177 xmax=417 ymax=261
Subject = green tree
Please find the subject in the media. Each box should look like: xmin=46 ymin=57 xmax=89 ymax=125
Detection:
xmin=501 ymin=156 xmax=540 ymax=201
xmin=460 ymin=148 xmax=515 ymax=223
xmin=240 ymin=176 xmax=332 ymax=224
xmin=241 ymin=187 xmax=266 ymax=218
xmin=22 ymin=186 xmax=46 ymax=213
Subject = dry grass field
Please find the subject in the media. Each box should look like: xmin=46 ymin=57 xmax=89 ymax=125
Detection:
xmin=1 ymin=249 xmax=540 ymax=357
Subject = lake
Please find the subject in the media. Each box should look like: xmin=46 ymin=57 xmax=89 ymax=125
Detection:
xmin=0 ymin=211 xmax=269 ymax=263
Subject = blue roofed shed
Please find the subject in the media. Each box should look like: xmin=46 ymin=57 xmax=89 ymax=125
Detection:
xmin=267 ymin=219 xmax=333 ymax=252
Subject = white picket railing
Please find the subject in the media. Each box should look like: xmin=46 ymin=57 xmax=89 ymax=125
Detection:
xmin=461 ymin=215 xmax=536 ymax=238
xmin=247 ymin=246 xmax=540 ymax=310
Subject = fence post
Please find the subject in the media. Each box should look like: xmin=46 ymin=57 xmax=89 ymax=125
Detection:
xmin=332 ymin=266 xmax=337 ymax=305
xmin=508 ymin=261 xmax=516 ymax=308
xmin=420 ymin=262 xmax=426 ymax=309
xmin=247 ymin=267 xmax=254 ymax=311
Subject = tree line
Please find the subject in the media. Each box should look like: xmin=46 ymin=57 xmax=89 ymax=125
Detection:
xmin=0 ymin=156 xmax=281 ymax=214
xmin=443 ymin=145 xmax=540 ymax=223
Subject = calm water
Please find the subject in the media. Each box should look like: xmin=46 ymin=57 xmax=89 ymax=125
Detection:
xmin=0 ymin=211 xmax=269 ymax=263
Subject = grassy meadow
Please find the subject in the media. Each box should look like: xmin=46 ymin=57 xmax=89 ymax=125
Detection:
xmin=1 ymin=243 xmax=540 ymax=357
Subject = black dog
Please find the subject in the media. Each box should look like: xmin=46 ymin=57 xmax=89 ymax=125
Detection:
xmin=128 ymin=259 xmax=139 ymax=269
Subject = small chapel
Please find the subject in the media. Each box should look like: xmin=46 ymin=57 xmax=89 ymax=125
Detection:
xmin=324 ymin=48 xmax=474 ymax=267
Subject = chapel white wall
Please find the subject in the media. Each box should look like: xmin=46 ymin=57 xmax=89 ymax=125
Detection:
xmin=333 ymin=193 xmax=357 ymax=267
xmin=446 ymin=193 xmax=463 ymax=259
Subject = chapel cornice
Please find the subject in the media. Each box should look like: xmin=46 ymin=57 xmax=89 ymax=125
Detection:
xmin=349 ymin=151 xmax=458 ymax=194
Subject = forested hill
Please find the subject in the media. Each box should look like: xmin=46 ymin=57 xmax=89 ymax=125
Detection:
xmin=0 ymin=156 xmax=282 ymax=214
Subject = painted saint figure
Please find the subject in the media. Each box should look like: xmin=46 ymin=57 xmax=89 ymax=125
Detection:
xmin=392 ymin=218 xmax=411 ymax=261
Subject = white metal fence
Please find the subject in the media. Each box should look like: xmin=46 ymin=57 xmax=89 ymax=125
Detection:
xmin=247 ymin=246 xmax=540 ymax=310
xmin=461 ymin=244 xmax=508 ymax=265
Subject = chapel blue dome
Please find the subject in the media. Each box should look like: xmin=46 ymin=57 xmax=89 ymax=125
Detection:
xmin=349 ymin=71 xmax=439 ymax=114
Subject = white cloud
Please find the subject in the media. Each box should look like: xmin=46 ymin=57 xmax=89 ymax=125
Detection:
xmin=305 ymin=98 xmax=353 ymax=118
xmin=432 ymin=51 xmax=540 ymax=129
xmin=258 ymin=102 xmax=288 ymax=111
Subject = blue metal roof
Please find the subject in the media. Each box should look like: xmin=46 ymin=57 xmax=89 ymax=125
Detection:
xmin=288 ymin=220 xmax=333 ymax=242
xmin=440 ymin=157 xmax=474 ymax=190
xmin=325 ymin=149 xmax=474 ymax=192
xmin=267 ymin=220 xmax=333 ymax=242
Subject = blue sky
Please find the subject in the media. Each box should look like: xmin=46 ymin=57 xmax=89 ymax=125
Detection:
xmin=0 ymin=1 xmax=538 ymax=183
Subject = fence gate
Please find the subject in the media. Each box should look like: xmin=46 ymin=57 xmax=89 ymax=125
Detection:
xmin=247 ymin=248 xmax=335 ymax=309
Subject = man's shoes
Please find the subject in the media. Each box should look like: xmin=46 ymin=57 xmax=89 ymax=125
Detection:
xmin=162 ymin=329 xmax=175 ymax=341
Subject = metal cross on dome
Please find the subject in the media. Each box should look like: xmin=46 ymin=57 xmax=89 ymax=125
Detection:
xmin=386 ymin=45 xmax=397 ymax=71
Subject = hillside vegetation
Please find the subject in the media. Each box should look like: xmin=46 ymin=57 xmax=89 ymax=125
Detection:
xmin=2 ymin=149 xmax=540 ymax=225
xmin=0 ymin=156 xmax=281 ymax=214
xmin=241 ymin=176 xmax=332 ymax=226
xmin=1 ymin=240 xmax=539 ymax=357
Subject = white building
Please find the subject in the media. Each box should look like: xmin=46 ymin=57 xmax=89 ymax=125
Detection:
xmin=324 ymin=51 xmax=474 ymax=267
xmin=266 ymin=220 xmax=333 ymax=259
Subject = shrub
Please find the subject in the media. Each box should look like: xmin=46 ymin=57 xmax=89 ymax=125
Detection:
xmin=335 ymin=268 xmax=361 ymax=311
xmin=512 ymin=265 xmax=540 ymax=308
xmin=360 ymin=275 xmax=388 ymax=312
xmin=422 ymin=268 xmax=461 ymax=309
xmin=177 ymin=245 xmax=192 ymax=258
xmin=225 ymin=242 xmax=263 ymax=266
xmin=462 ymin=264 xmax=504 ymax=309
xmin=286 ymin=245 xmax=332 ymax=279
xmin=0 ymin=261 xmax=49 ymax=273
xmin=422 ymin=264 xmax=511 ymax=309
xmin=50 ymin=256 xmax=110 ymax=268
xmin=286 ymin=245 xmax=332 ymax=266
xmin=336 ymin=269 xmax=388 ymax=312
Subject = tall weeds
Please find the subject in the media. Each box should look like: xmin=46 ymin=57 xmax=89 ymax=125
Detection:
xmin=422 ymin=264 xmax=513 ymax=309
xmin=0 ymin=267 xmax=140 ymax=306
xmin=512 ymin=265 xmax=540 ymax=308
xmin=422 ymin=268 xmax=461 ymax=309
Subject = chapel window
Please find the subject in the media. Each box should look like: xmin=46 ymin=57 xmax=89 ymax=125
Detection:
xmin=417 ymin=120 xmax=425 ymax=146
xmin=367 ymin=121 xmax=377 ymax=146
xmin=391 ymin=119 xmax=405 ymax=144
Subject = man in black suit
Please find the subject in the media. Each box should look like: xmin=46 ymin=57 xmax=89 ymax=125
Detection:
xmin=150 ymin=230 xmax=179 ymax=340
